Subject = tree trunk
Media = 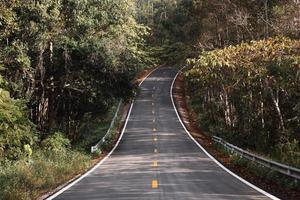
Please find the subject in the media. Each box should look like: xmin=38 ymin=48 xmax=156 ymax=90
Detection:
xmin=265 ymin=79 xmax=285 ymax=130
xmin=48 ymin=41 xmax=57 ymax=131
xmin=260 ymin=78 xmax=265 ymax=128
xmin=264 ymin=0 xmax=269 ymax=38
xmin=37 ymin=44 xmax=47 ymax=132
xmin=220 ymin=87 xmax=232 ymax=127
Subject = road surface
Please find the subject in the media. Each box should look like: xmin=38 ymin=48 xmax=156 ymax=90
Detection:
xmin=51 ymin=66 xmax=275 ymax=200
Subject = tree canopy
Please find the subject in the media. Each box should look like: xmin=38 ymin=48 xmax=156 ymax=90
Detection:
xmin=0 ymin=0 xmax=151 ymax=159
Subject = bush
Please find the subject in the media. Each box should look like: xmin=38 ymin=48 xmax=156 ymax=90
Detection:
xmin=41 ymin=132 xmax=70 ymax=154
xmin=156 ymin=42 xmax=193 ymax=64
xmin=0 ymin=76 xmax=35 ymax=160
xmin=0 ymin=149 xmax=90 ymax=200
xmin=275 ymin=138 xmax=300 ymax=167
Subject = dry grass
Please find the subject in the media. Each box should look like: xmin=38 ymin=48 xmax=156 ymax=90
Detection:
xmin=0 ymin=150 xmax=91 ymax=200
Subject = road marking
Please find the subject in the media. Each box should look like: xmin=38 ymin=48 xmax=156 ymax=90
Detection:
xmin=152 ymin=160 xmax=158 ymax=167
xmin=152 ymin=119 xmax=155 ymax=123
xmin=170 ymin=68 xmax=280 ymax=200
xmin=153 ymin=86 xmax=156 ymax=90
xmin=45 ymin=66 xmax=160 ymax=200
xmin=154 ymin=148 xmax=158 ymax=153
xmin=152 ymin=110 xmax=155 ymax=114
xmin=152 ymin=180 xmax=158 ymax=189
xmin=152 ymin=102 xmax=154 ymax=106
xmin=152 ymin=94 xmax=154 ymax=98
xmin=153 ymin=128 xmax=156 ymax=132
xmin=153 ymin=137 xmax=157 ymax=141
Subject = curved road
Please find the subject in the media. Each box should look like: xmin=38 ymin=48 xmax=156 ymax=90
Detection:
xmin=51 ymin=66 xmax=275 ymax=200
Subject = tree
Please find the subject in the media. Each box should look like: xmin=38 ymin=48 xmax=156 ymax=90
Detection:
xmin=0 ymin=0 xmax=150 ymax=144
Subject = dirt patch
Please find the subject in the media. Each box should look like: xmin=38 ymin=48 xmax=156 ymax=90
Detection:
xmin=173 ymin=70 xmax=300 ymax=200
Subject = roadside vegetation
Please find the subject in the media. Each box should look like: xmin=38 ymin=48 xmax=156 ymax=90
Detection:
xmin=0 ymin=0 xmax=299 ymax=199
xmin=181 ymin=0 xmax=300 ymax=169
xmin=0 ymin=1 xmax=152 ymax=199
xmin=137 ymin=0 xmax=300 ymax=169
xmin=136 ymin=0 xmax=300 ymax=192
xmin=186 ymin=37 xmax=300 ymax=168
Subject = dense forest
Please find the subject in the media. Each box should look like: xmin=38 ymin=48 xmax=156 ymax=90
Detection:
xmin=0 ymin=1 xmax=151 ymax=198
xmin=181 ymin=0 xmax=300 ymax=167
xmin=0 ymin=0 xmax=151 ymax=158
xmin=0 ymin=0 xmax=299 ymax=199
xmin=137 ymin=0 xmax=300 ymax=167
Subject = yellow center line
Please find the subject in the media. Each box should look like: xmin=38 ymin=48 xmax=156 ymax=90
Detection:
xmin=152 ymin=160 xmax=158 ymax=167
xmin=152 ymin=180 xmax=158 ymax=189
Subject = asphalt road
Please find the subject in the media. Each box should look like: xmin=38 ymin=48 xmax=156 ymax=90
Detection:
xmin=52 ymin=66 xmax=275 ymax=200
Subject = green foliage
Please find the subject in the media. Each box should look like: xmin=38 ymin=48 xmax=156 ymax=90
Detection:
xmin=0 ymin=2 xmax=153 ymax=197
xmin=0 ymin=1 xmax=155 ymax=197
xmin=186 ymin=37 xmax=300 ymax=167
xmin=41 ymin=132 xmax=70 ymax=153
xmin=215 ymin=142 xmax=300 ymax=189
xmin=156 ymin=42 xmax=194 ymax=64
xmin=0 ymin=77 xmax=35 ymax=160
xmin=275 ymin=138 xmax=300 ymax=167
xmin=0 ymin=0 xmax=298 ymax=197
xmin=0 ymin=0 xmax=151 ymax=142
xmin=0 ymin=91 xmax=125 ymax=199
xmin=138 ymin=0 xmax=299 ymax=57
xmin=232 ymin=155 xmax=300 ymax=190
xmin=0 ymin=149 xmax=90 ymax=200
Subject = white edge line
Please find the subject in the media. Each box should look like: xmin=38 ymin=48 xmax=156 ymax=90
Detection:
xmin=46 ymin=66 xmax=159 ymax=200
xmin=170 ymin=68 xmax=280 ymax=200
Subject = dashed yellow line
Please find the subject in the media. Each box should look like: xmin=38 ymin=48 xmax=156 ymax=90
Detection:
xmin=152 ymin=180 xmax=158 ymax=189
xmin=152 ymin=160 xmax=158 ymax=167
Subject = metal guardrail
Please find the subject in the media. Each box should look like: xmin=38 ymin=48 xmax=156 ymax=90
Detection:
xmin=212 ymin=136 xmax=300 ymax=180
xmin=91 ymin=100 xmax=123 ymax=153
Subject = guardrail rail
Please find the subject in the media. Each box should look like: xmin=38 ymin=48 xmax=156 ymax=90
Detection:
xmin=91 ymin=100 xmax=123 ymax=153
xmin=212 ymin=136 xmax=300 ymax=180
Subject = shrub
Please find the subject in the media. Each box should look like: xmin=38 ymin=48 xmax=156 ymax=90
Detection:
xmin=0 ymin=76 xmax=35 ymax=160
xmin=0 ymin=149 xmax=90 ymax=200
xmin=41 ymin=132 xmax=70 ymax=154
xmin=275 ymin=138 xmax=300 ymax=167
